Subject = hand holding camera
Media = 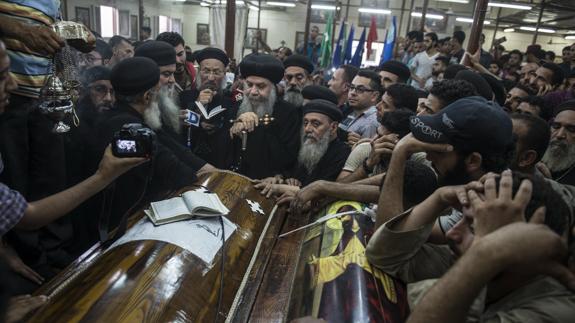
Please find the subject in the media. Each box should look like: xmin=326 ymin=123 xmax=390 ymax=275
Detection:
xmin=97 ymin=145 xmax=148 ymax=181
xmin=112 ymin=123 xmax=156 ymax=158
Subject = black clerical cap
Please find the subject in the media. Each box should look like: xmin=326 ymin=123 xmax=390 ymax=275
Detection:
xmin=111 ymin=57 xmax=160 ymax=95
xmin=454 ymin=70 xmax=493 ymax=101
xmin=284 ymin=54 xmax=314 ymax=74
xmin=134 ymin=40 xmax=176 ymax=66
xmin=302 ymin=85 xmax=338 ymax=105
xmin=239 ymin=53 xmax=285 ymax=84
xmin=303 ymin=99 xmax=343 ymax=122
xmin=196 ymin=47 xmax=230 ymax=66
xmin=553 ymin=99 xmax=575 ymax=117
xmin=81 ymin=66 xmax=110 ymax=86
xmin=380 ymin=60 xmax=411 ymax=83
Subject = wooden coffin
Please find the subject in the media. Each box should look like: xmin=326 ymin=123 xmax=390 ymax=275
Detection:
xmin=27 ymin=170 xmax=286 ymax=323
xmin=287 ymin=201 xmax=410 ymax=323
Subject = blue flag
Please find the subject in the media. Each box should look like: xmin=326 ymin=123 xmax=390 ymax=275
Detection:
xmin=351 ymin=27 xmax=366 ymax=67
xmin=332 ymin=21 xmax=346 ymax=68
xmin=343 ymin=24 xmax=355 ymax=64
xmin=380 ymin=16 xmax=397 ymax=65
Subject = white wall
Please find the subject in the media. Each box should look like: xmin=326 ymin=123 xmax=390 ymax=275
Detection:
xmin=65 ymin=0 xmax=572 ymax=61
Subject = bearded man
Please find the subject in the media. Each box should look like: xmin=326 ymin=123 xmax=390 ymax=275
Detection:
xmin=542 ymin=100 xmax=575 ymax=185
xmin=179 ymin=47 xmax=239 ymax=168
xmin=229 ymin=54 xmax=300 ymax=179
xmin=283 ymin=54 xmax=314 ymax=108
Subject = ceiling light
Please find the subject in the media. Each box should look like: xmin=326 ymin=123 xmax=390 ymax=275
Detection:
xmin=455 ymin=17 xmax=491 ymax=24
xmin=248 ymin=4 xmax=259 ymax=10
xmin=565 ymin=36 xmax=575 ymax=40
xmin=437 ymin=0 xmax=469 ymax=3
xmin=411 ymin=12 xmax=444 ymax=20
xmin=488 ymin=2 xmax=532 ymax=10
xmin=200 ymin=1 xmax=211 ymax=6
xmin=519 ymin=26 xmax=555 ymax=33
xmin=312 ymin=4 xmax=338 ymax=10
xmin=358 ymin=8 xmax=391 ymax=14
xmin=266 ymin=1 xmax=296 ymax=7
xmin=503 ymin=28 xmax=515 ymax=32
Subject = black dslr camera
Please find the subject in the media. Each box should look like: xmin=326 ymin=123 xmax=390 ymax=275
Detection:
xmin=112 ymin=123 xmax=156 ymax=158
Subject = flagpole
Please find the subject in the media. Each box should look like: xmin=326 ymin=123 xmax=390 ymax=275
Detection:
xmin=397 ymin=0 xmax=406 ymax=37
xmin=419 ymin=0 xmax=429 ymax=32
xmin=461 ymin=0 xmax=489 ymax=65
xmin=405 ymin=0 xmax=415 ymax=35
xmin=331 ymin=1 xmax=340 ymax=56
xmin=303 ymin=0 xmax=312 ymax=56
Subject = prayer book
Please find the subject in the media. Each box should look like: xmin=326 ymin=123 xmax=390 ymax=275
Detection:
xmin=147 ymin=190 xmax=230 ymax=225
xmin=195 ymin=101 xmax=227 ymax=120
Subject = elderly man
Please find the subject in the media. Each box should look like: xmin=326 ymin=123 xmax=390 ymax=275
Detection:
xmin=229 ymin=54 xmax=300 ymax=179
xmin=178 ymin=47 xmax=238 ymax=168
xmin=283 ymin=54 xmax=315 ymax=108
xmin=542 ymin=100 xmax=575 ymax=185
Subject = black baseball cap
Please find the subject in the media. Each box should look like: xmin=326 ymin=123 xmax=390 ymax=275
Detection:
xmin=409 ymin=96 xmax=513 ymax=155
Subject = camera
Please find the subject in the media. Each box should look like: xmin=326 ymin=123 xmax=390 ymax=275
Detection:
xmin=112 ymin=123 xmax=156 ymax=158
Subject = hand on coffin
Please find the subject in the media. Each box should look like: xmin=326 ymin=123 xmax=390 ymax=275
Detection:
xmin=2 ymin=245 xmax=44 ymax=285
xmin=276 ymin=190 xmax=297 ymax=206
xmin=5 ymin=295 xmax=49 ymax=323
xmin=253 ymin=175 xmax=284 ymax=185
xmin=290 ymin=180 xmax=325 ymax=214
xmin=285 ymin=178 xmax=302 ymax=187
xmin=255 ymin=183 xmax=301 ymax=199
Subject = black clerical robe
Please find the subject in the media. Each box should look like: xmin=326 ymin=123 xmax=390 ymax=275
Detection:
xmin=229 ymin=99 xmax=301 ymax=179
xmin=552 ymin=165 xmax=575 ymax=186
xmin=180 ymin=89 xmax=239 ymax=168
xmin=287 ymin=138 xmax=351 ymax=186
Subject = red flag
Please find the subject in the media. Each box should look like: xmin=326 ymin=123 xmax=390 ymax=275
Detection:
xmin=366 ymin=16 xmax=378 ymax=57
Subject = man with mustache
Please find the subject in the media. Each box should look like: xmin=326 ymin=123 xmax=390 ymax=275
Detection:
xmin=229 ymin=54 xmax=300 ymax=179
xmin=180 ymin=47 xmax=238 ymax=168
xmin=283 ymin=54 xmax=314 ymax=108
xmin=542 ymin=100 xmax=575 ymax=186
xmin=527 ymin=62 xmax=565 ymax=96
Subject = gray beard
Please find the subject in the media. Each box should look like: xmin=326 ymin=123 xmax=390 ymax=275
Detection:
xmin=284 ymin=89 xmax=304 ymax=107
xmin=297 ymin=129 xmax=331 ymax=174
xmin=237 ymin=87 xmax=277 ymax=118
xmin=195 ymin=73 xmax=227 ymax=92
xmin=541 ymin=139 xmax=575 ymax=173
xmin=158 ymin=86 xmax=181 ymax=133
xmin=143 ymin=100 xmax=163 ymax=131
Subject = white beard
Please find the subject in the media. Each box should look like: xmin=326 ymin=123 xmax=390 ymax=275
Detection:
xmin=158 ymin=86 xmax=181 ymax=133
xmin=284 ymin=89 xmax=304 ymax=107
xmin=237 ymin=86 xmax=277 ymax=118
xmin=541 ymin=139 xmax=575 ymax=173
xmin=143 ymin=100 xmax=163 ymax=130
xmin=297 ymin=129 xmax=331 ymax=174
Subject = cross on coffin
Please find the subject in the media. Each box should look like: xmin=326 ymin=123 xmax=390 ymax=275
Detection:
xmin=247 ymin=199 xmax=265 ymax=215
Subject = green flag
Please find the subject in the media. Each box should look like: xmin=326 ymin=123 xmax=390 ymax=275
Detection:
xmin=319 ymin=12 xmax=333 ymax=68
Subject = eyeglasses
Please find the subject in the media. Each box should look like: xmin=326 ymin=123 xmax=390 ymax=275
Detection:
xmin=349 ymin=84 xmax=376 ymax=94
xmin=90 ymin=85 xmax=114 ymax=96
xmin=200 ymin=69 xmax=224 ymax=77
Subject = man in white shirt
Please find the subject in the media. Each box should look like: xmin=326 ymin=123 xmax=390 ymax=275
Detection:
xmin=410 ymin=32 xmax=439 ymax=90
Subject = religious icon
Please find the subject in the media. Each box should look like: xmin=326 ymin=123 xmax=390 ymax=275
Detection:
xmin=197 ymin=23 xmax=210 ymax=45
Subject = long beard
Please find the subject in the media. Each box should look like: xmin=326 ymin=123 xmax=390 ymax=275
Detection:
xmin=541 ymin=139 xmax=575 ymax=173
xmin=143 ymin=100 xmax=163 ymax=130
xmin=297 ymin=129 xmax=331 ymax=174
xmin=284 ymin=88 xmax=304 ymax=107
xmin=158 ymin=86 xmax=181 ymax=133
xmin=237 ymin=87 xmax=277 ymax=118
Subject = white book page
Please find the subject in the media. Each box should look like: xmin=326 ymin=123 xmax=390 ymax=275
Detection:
xmin=195 ymin=101 xmax=209 ymax=119
xmin=108 ymin=216 xmax=237 ymax=265
xmin=207 ymin=105 xmax=226 ymax=119
xmin=150 ymin=197 xmax=190 ymax=220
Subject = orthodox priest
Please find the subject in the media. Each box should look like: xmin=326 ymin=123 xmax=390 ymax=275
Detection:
xmin=229 ymin=54 xmax=300 ymax=179
xmin=180 ymin=47 xmax=239 ymax=168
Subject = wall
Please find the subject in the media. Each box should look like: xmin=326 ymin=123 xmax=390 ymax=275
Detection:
xmin=65 ymin=0 xmax=572 ymax=61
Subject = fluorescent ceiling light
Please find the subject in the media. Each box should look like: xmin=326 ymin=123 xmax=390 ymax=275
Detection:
xmin=565 ymin=36 xmax=575 ymax=40
xmin=568 ymin=31 xmax=575 ymax=34
xmin=266 ymin=1 xmax=296 ymax=7
xmin=456 ymin=17 xmax=491 ymax=24
xmin=248 ymin=4 xmax=259 ymax=10
xmin=411 ymin=12 xmax=444 ymax=20
xmin=200 ymin=2 xmax=211 ymax=6
xmin=358 ymin=8 xmax=391 ymax=14
xmin=437 ymin=0 xmax=469 ymax=3
xmin=312 ymin=4 xmax=338 ymax=10
xmin=488 ymin=2 xmax=532 ymax=10
xmin=503 ymin=28 xmax=515 ymax=32
xmin=519 ymin=26 xmax=555 ymax=33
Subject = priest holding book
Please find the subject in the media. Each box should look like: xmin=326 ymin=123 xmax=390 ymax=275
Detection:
xmin=180 ymin=47 xmax=240 ymax=168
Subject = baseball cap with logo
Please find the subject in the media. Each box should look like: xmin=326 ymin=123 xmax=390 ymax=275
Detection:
xmin=409 ymin=96 xmax=513 ymax=155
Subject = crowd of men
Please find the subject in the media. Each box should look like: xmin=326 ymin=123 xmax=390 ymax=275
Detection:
xmin=1 ymin=1 xmax=575 ymax=321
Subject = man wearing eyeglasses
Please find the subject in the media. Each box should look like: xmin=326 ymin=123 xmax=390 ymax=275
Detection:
xmin=180 ymin=47 xmax=239 ymax=168
xmin=78 ymin=39 xmax=113 ymax=72
xmin=339 ymin=69 xmax=382 ymax=146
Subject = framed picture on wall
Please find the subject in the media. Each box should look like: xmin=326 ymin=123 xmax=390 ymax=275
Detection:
xmin=358 ymin=0 xmax=388 ymax=28
xmin=295 ymin=31 xmax=305 ymax=51
xmin=197 ymin=23 xmax=210 ymax=45
xmin=244 ymin=28 xmax=266 ymax=49
xmin=130 ymin=15 xmax=138 ymax=41
xmin=75 ymin=7 xmax=91 ymax=29
xmin=119 ymin=10 xmax=130 ymax=37
xmin=143 ymin=16 xmax=151 ymax=27
xmin=172 ymin=18 xmax=182 ymax=35
xmin=310 ymin=9 xmax=329 ymax=24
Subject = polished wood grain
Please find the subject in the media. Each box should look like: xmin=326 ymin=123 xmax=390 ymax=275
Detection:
xmin=28 ymin=171 xmax=286 ymax=323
